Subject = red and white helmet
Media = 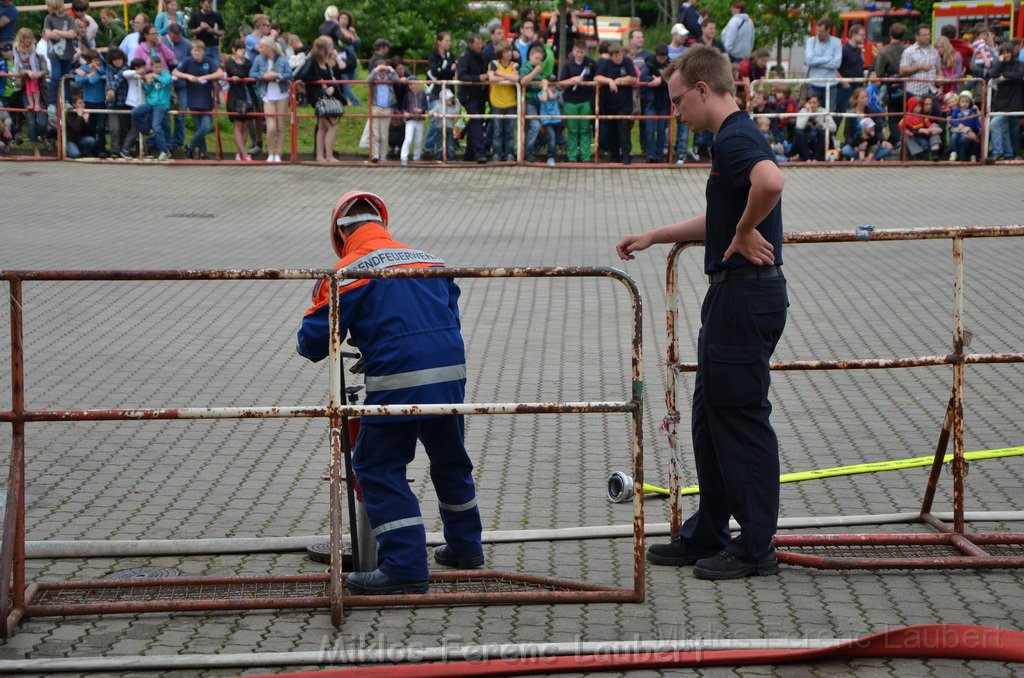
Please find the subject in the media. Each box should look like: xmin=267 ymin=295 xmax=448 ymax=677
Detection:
xmin=330 ymin=190 xmax=389 ymax=257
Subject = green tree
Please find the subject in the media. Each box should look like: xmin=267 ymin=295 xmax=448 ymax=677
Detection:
xmin=755 ymin=0 xmax=840 ymax=72
xmin=219 ymin=0 xmax=494 ymax=60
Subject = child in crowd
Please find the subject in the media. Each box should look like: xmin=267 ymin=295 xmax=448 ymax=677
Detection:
xmin=899 ymin=96 xmax=943 ymax=159
xmin=104 ymin=48 xmax=129 ymax=155
xmin=118 ymin=57 xmax=147 ymax=158
xmin=131 ymin=55 xmax=173 ymax=161
xmin=173 ymin=39 xmax=224 ymax=159
xmin=399 ymin=76 xmax=427 ymax=164
xmin=948 ymin=90 xmax=981 ymax=161
xmin=755 ymin=115 xmax=788 ymax=163
xmin=0 ymin=43 xmax=12 ymax=108
xmin=65 ymin=91 xmax=96 ymax=158
xmin=425 ymin=88 xmax=460 ymax=160
xmin=538 ymin=76 xmax=562 ymax=165
xmin=0 ymin=108 xmax=13 ymax=153
xmin=865 ymin=72 xmax=885 ymax=113
xmin=487 ymin=40 xmax=518 ymax=162
xmin=768 ymin=83 xmax=798 ymax=145
xmin=13 ymin=28 xmax=45 ymax=111
xmin=74 ymin=49 xmax=107 ymax=154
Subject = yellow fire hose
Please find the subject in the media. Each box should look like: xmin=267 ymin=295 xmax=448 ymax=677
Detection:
xmin=607 ymin=446 xmax=1024 ymax=502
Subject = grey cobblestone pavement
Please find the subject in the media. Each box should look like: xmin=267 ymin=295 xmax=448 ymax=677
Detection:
xmin=1 ymin=163 xmax=1023 ymax=677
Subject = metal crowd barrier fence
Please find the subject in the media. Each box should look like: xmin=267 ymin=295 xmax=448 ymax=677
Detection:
xmin=664 ymin=225 xmax=1024 ymax=570
xmin=0 ymin=266 xmax=645 ymax=636
xmin=748 ymin=77 xmax=990 ymax=162
xmin=5 ymin=72 xmax=1021 ymax=165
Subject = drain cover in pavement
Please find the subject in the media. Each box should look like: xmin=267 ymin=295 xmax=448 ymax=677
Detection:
xmin=306 ymin=542 xmax=353 ymax=569
xmin=102 ymin=566 xmax=180 ymax=580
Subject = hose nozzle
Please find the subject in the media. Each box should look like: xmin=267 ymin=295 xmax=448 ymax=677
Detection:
xmin=607 ymin=472 xmax=635 ymax=503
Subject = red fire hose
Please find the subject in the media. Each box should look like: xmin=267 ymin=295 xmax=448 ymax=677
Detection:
xmin=255 ymin=625 xmax=1024 ymax=677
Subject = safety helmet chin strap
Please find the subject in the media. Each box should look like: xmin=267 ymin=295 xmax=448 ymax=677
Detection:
xmin=335 ymin=215 xmax=385 ymax=229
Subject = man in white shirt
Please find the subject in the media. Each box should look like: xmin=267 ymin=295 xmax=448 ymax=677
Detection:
xmin=118 ymin=13 xmax=148 ymax=58
xmin=899 ymin=24 xmax=940 ymax=99
xmin=804 ymin=18 xmax=841 ymax=110
xmin=721 ymin=1 xmax=754 ymax=64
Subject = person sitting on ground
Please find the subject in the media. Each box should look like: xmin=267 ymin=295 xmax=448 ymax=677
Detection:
xmin=755 ymin=116 xmax=787 ymax=163
xmin=948 ymin=90 xmax=980 ymax=162
xmin=841 ymin=86 xmax=892 ymax=161
xmin=793 ymin=94 xmax=835 ymax=161
xmin=899 ymin=96 xmax=942 ymax=159
xmin=65 ymin=91 xmax=96 ymax=157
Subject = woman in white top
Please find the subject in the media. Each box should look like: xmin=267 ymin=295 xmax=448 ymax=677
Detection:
xmin=249 ymin=35 xmax=293 ymax=162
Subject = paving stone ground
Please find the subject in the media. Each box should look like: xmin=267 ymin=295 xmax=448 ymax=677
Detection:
xmin=1 ymin=163 xmax=1023 ymax=677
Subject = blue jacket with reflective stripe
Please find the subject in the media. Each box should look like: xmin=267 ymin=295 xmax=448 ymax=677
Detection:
xmin=297 ymin=224 xmax=466 ymax=420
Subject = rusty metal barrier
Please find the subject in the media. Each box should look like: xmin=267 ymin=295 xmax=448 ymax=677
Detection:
xmin=0 ymin=266 xmax=646 ymax=637
xmin=664 ymin=225 xmax=1024 ymax=570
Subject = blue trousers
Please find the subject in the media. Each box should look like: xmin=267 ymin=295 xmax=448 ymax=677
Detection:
xmin=679 ymin=277 xmax=788 ymax=561
xmin=353 ymin=416 xmax=482 ymax=581
xmin=188 ymin=110 xmax=213 ymax=155
xmin=132 ymin=104 xmax=170 ymax=153
xmin=172 ymin=87 xmax=188 ymax=148
xmin=675 ymin=120 xmax=689 ymax=158
xmin=643 ymin=105 xmax=668 ymax=162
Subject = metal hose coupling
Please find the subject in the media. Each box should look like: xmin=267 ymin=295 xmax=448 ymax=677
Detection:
xmin=607 ymin=472 xmax=635 ymax=503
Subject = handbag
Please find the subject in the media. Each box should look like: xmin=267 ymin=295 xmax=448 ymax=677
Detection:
xmin=231 ymin=97 xmax=251 ymax=115
xmin=315 ymin=95 xmax=344 ymax=118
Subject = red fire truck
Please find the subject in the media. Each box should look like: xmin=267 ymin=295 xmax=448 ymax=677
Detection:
xmin=932 ymin=1 xmax=1024 ymax=43
xmin=835 ymin=4 xmax=923 ymax=68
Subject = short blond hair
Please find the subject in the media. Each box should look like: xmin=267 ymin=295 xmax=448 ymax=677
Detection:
xmin=662 ymin=44 xmax=734 ymax=96
xmin=45 ymin=0 xmax=65 ymax=13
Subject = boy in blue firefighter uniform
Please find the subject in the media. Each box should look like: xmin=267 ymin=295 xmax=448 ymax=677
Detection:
xmin=297 ymin=191 xmax=484 ymax=595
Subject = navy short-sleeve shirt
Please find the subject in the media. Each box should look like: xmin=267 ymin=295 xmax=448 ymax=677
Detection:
xmin=704 ymin=110 xmax=784 ymax=275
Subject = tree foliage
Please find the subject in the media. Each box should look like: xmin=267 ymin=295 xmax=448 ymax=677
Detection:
xmin=217 ymin=0 xmax=495 ymax=60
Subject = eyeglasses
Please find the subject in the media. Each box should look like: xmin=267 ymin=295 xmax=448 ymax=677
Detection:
xmin=670 ymin=83 xmax=701 ymax=110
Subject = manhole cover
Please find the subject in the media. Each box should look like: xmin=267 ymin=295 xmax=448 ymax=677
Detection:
xmin=102 ymin=566 xmax=180 ymax=580
xmin=306 ymin=542 xmax=353 ymax=569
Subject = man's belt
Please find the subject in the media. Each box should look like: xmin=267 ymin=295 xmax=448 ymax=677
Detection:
xmin=708 ymin=265 xmax=783 ymax=284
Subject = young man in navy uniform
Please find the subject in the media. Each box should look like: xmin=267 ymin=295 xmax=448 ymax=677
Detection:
xmin=297 ymin=191 xmax=484 ymax=594
xmin=616 ymin=45 xmax=788 ymax=580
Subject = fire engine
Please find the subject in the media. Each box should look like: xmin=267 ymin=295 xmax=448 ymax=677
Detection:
xmin=932 ymin=0 xmax=1024 ymax=42
xmin=834 ymin=3 xmax=923 ymax=68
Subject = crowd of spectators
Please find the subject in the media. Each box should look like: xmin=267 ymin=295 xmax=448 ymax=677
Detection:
xmin=1 ymin=0 xmax=1022 ymax=163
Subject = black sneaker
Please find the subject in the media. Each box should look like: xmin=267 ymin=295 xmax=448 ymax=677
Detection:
xmin=434 ymin=545 xmax=484 ymax=569
xmin=692 ymin=550 xmax=780 ymax=580
xmin=647 ymin=538 xmax=720 ymax=567
xmin=119 ymin=149 xmax=133 ymax=160
xmin=345 ymin=568 xmax=428 ymax=595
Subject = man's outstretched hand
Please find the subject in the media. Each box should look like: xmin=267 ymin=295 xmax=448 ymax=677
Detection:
xmin=616 ymin=232 xmax=653 ymax=261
